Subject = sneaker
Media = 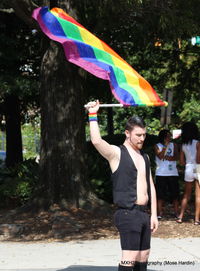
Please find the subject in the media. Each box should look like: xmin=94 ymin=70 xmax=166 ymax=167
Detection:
xmin=157 ymin=215 xmax=162 ymax=220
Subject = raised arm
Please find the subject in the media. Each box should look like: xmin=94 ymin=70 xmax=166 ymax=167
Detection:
xmin=85 ymin=100 xmax=120 ymax=171
xmin=154 ymin=144 xmax=167 ymax=160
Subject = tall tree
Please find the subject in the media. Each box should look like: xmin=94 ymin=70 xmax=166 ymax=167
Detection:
xmin=9 ymin=0 xmax=93 ymax=208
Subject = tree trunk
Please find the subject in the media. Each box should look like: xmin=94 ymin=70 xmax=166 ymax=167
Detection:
xmin=10 ymin=0 xmax=105 ymax=210
xmin=4 ymin=95 xmax=23 ymax=167
xmin=39 ymin=40 xmax=88 ymax=208
xmin=160 ymin=89 xmax=173 ymax=127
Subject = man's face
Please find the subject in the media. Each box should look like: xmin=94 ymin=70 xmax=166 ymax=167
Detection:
xmin=125 ymin=126 xmax=146 ymax=150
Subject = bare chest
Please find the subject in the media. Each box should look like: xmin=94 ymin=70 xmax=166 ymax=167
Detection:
xmin=129 ymin=151 xmax=146 ymax=173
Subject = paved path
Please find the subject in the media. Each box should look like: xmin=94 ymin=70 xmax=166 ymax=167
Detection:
xmin=0 ymin=238 xmax=200 ymax=270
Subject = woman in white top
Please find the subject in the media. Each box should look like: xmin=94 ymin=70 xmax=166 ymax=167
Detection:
xmin=154 ymin=130 xmax=179 ymax=219
xmin=176 ymin=122 xmax=200 ymax=225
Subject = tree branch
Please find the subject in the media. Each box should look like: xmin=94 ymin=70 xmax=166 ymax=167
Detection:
xmin=10 ymin=0 xmax=38 ymax=27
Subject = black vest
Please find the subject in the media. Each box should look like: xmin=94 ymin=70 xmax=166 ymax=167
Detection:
xmin=111 ymin=145 xmax=151 ymax=209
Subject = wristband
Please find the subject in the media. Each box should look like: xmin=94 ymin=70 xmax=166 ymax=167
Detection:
xmin=88 ymin=112 xmax=98 ymax=122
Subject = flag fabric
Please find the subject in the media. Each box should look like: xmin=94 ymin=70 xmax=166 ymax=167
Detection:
xmin=32 ymin=6 xmax=166 ymax=107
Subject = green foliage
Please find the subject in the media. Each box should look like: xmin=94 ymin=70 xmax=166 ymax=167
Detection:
xmin=178 ymin=96 xmax=200 ymax=129
xmin=0 ymin=124 xmax=40 ymax=160
xmin=147 ymin=118 xmax=162 ymax=134
xmin=0 ymin=131 xmax=6 ymax=150
xmin=22 ymin=123 xmax=40 ymax=159
xmin=81 ymin=0 xmax=200 ymax=132
xmin=0 ymin=159 xmax=39 ymax=208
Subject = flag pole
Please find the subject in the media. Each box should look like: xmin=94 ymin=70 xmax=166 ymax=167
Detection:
xmin=84 ymin=104 xmax=124 ymax=108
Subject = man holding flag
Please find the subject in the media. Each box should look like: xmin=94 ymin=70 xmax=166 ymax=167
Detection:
xmin=33 ymin=6 xmax=162 ymax=269
xmin=86 ymin=100 xmax=158 ymax=271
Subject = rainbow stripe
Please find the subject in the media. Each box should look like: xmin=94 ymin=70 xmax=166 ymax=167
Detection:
xmin=32 ymin=7 xmax=166 ymax=107
xmin=88 ymin=113 xmax=98 ymax=122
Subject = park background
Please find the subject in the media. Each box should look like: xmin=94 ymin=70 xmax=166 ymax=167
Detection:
xmin=0 ymin=0 xmax=199 ymax=240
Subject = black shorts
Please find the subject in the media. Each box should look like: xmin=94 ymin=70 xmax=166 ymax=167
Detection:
xmin=114 ymin=207 xmax=151 ymax=251
xmin=155 ymin=176 xmax=179 ymax=201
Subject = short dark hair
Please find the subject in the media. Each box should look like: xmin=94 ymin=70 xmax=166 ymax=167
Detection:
xmin=181 ymin=122 xmax=199 ymax=144
xmin=158 ymin=129 xmax=171 ymax=145
xmin=125 ymin=116 xmax=146 ymax=132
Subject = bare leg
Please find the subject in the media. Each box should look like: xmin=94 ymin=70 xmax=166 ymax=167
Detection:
xmin=120 ymin=250 xmax=140 ymax=266
xmin=195 ymin=180 xmax=200 ymax=223
xmin=178 ymin=182 xmax=193 ymax=220
xmin=173 ymin=199 xmax=179 ymax=216
xmin=133 ymin=250 xmax=150 ymax=270
xmin=119 ymin=250 xmax=150 ymax=270
xmin=137 ymin=249 xmax=150 ymax=262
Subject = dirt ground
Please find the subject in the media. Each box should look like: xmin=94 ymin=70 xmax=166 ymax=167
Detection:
xmin=0 ymin=203 xmax=199 ymax=242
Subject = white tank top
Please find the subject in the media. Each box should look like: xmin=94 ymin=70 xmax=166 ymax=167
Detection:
xmin=182 ymin=139 xmax=198 ymax=165
xmin=155 ymin=142 xmax=179 ymax=176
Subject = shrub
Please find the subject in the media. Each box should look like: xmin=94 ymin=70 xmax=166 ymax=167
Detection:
xmin=0 ymin=159 xmax=39 ymax=208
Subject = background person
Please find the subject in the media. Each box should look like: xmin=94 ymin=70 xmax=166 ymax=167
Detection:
xmin=154 ymin=129 xmax=179 ymax=219
xmin=176 ymin=122 xmax=200 ymax=225
xmin=86 ymin=100 xmax=158 ymax=271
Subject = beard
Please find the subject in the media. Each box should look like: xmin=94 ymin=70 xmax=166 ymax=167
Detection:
xmin=128 ymin=137 xmax=144 ymax=150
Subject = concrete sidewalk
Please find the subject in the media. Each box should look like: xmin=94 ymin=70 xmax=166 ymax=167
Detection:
xmin=0 ymin=238 xmax=200 ymax=271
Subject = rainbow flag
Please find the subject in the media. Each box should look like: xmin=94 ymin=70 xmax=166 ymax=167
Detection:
xmin=32 ymin=7 xmax=166 ymax=107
